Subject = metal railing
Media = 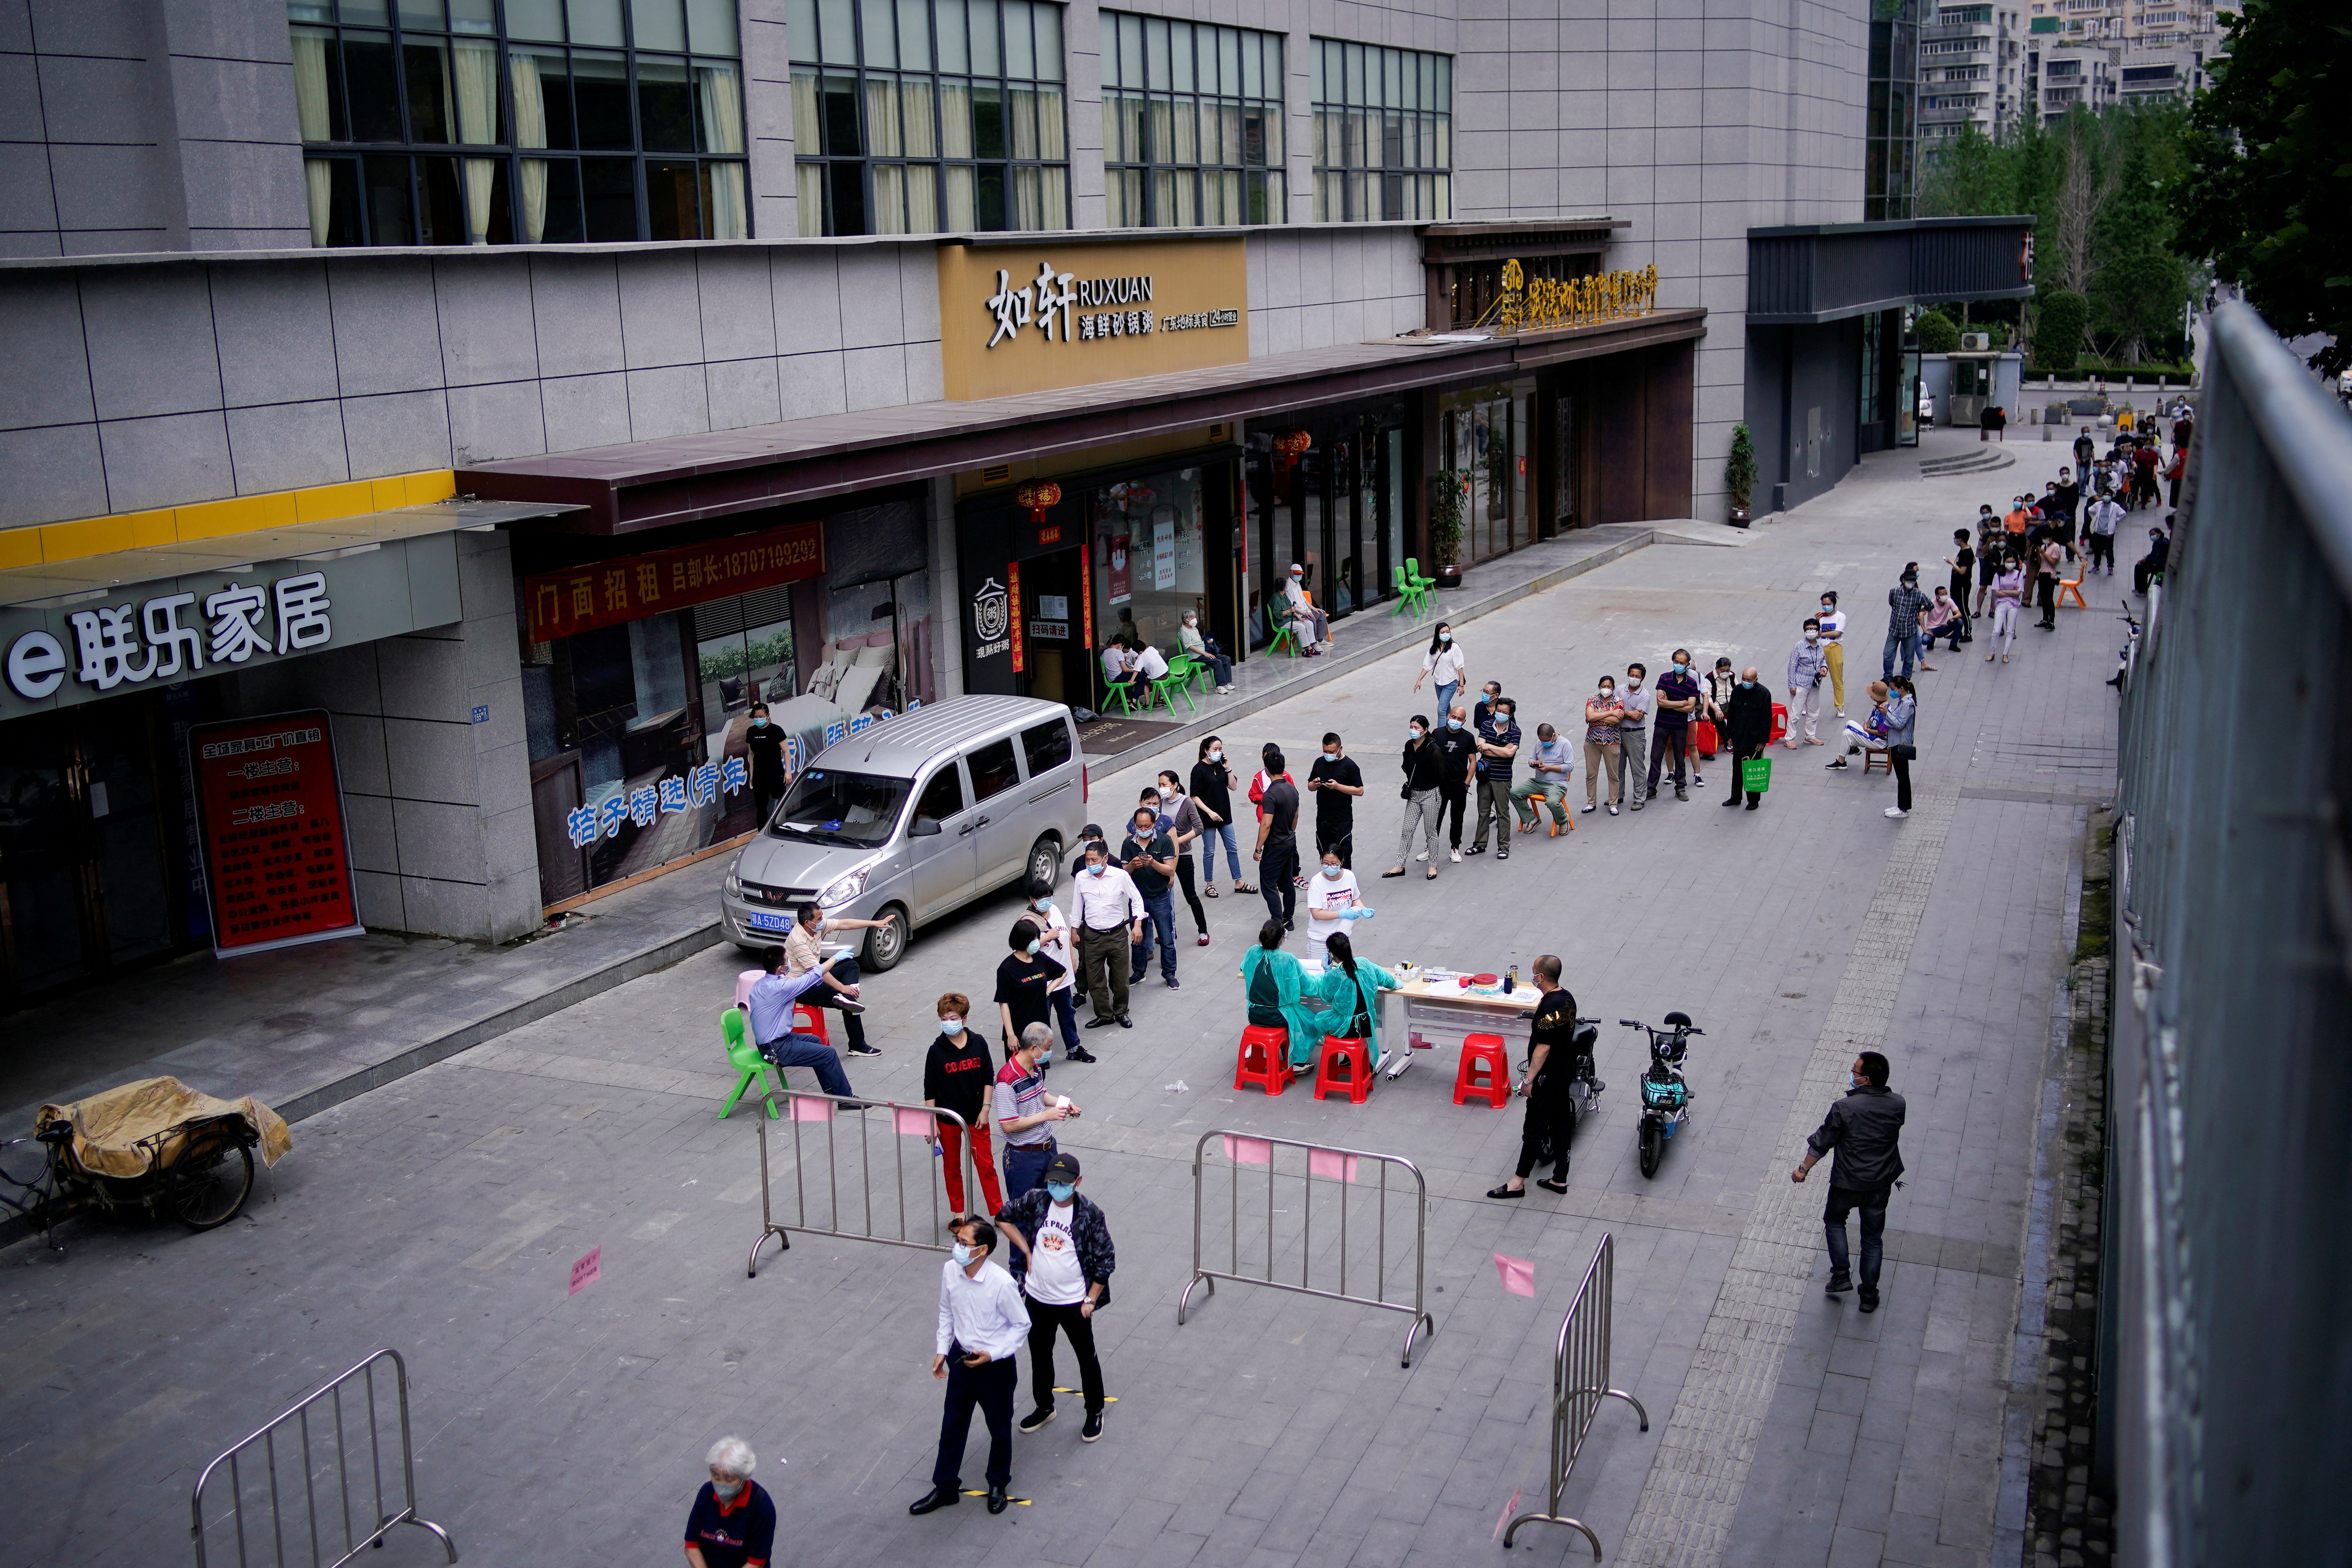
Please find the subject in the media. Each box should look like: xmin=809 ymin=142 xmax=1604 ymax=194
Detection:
xmin=189 ymin=1348 xmax=456 ymax=1568
xmin=2106 ymin=300 xmax=2352 ymax=1567
xmin=1176 ymin=1130 xmax=1436 ymax=1368
xmin=747 ymin=1089 xmax=980 ymax=1276
xmin=1502 ymin=1234 xmax=1648 ymax=1555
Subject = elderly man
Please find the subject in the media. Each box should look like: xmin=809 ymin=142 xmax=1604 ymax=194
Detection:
xmin=683 ymin=1437 xmax=776 ymax=1568
xmin=1722 ymin=667 xmax=1774 ymax=811
xmin=745 ymin=946 xmax=857 ymax=1099
xmin=1281 ymin=563 xmax=1329 ymax=654
xmin=909 ymin=1219 xmax=1033 ymax=1517
xmin=1070 ymin=838 xmax=1145 ymax=1030
xmin=1792 ymin=1050 xmax=1908 ymax=1313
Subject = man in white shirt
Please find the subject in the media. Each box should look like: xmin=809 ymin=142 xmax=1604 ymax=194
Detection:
xmin=1133 ymin=641 xmax=1170 ymax=683
xmin=1303 ymin=849 xmax=1367 ymax=965
xmin=1282 ymin=563 xmax=1328 ymax=653
xmin=1068 ymin=839 xmax=1144 ymax=1029
xmin=909 ymin=1218 xmax=1034 ymax=1516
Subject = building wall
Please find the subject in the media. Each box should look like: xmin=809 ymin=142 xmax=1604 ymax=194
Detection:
xmin=1743 ymin=315 xmax=1863 ymax=516
xmin=0 ymin=0 xmax=309 ymax=257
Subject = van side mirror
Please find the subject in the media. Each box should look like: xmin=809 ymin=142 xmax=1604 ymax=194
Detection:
xmin=909 ymin=817 xmax=942 ymax=836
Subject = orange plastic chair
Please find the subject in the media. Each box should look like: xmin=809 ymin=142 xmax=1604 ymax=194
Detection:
xmin=1234 ymin=1025 xmax=1295 ymax=1096
xmin=1312 ymin=1036 xmax=1372 ymax=1105
xmin=2056 ymin=563 xmax=2088 ymax=609
xmin=1453 ymin=1034 xmax=1511 ymax=1109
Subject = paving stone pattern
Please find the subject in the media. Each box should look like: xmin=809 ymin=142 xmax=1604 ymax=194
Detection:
xmin=2 ymin=427 xmax=2118 ymax=1568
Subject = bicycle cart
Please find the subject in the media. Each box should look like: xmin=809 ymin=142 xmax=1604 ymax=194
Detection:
xmin=1 ymin=1076 xmax=291 ymax=1253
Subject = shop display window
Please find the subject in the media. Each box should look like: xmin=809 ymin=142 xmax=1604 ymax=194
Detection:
xmin=1089 ymin=464 xmax=1208 ymax=664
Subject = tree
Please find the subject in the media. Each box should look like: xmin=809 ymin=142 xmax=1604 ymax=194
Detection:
xmin=1915 ymin=309 xmax=1961 ymax=354
xmin=1724 ymin=425 xmax=1758 ymax=514
xmin=2170 ymin=0 xmax=2352 ymax=374
xmin=2033 ymin=290 xmax=2088 ymax=372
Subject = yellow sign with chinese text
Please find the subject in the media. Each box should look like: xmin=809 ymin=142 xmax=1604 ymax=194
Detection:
xmin=1491 ymin=260 xmax=1660 ymax=333
xmin=937 ymin=239 xmax=1249 ymax=401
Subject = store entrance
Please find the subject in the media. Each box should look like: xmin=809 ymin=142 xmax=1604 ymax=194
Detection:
xmin=1018 ymin=547 xmax=1085 ymax=706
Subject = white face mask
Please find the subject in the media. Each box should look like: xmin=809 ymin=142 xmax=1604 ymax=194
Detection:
xmin=950 ymin=1242 xmax=975 ymax=1266
xmin=1322 ymin=865 xmax=1343 ymax=879
xmin=1805 ymin=633 xmax=1819 ymax=643
xmin=940 ymin=1018 xmax=963 ymax=1035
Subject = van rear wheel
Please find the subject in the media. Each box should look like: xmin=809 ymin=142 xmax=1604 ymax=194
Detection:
xmin=863 ymin=906 xmax=909 ymax=971
xmin=1025 ymin=836 xmax=1062 ymax=892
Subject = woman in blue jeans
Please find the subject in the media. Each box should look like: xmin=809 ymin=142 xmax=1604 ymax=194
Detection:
xmin=1187 ymin=736 xmax=1254 ymax=894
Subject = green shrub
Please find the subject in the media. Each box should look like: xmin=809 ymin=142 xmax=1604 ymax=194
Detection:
xmin=2032 ymin=290 xmax=2088 ymax=374
xmin=1915 ymin=309 xmax=1961 ymax=354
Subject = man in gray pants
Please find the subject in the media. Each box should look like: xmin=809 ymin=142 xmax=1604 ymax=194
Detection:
xmin=1616 ymin=662 xmax=1653 ymax=808
xmin=1384 ymin=717 xmax=1448 ymax=880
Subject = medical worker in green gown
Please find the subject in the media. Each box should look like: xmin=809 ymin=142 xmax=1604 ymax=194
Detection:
xmin=1316 ymin=931 xmax=1400 ymax=1070
xmin=1239 ymin=920 xmax=1327 ymax=1071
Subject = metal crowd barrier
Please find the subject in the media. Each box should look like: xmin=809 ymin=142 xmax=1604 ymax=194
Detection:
xmin=1176 ymin=1129 xmax=1436 ymax=1367
xmin=190 ymin=1347 xmax=456 ymax=1568
xmin=747 ymin=1089 xmax=979 ymax=1276
xmin=1503 ymin=1233 xmax=1648 ymax=1555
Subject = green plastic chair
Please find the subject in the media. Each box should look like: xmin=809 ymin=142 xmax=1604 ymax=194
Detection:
xmin=1267 ymin=622 xmax=1299 ymax=657
xmin=1404 ymin=556 xmax=1439 ymax=599
xmin=1390 ymin=565 xmax=1419 ymax=616
xmin=720 ymin=1006 xmax=782 ymax=1119
xmin=1102 ymin=673 xmax=1140 ymax=715
xmin=1150 ymin=656 xmax=1200 ymax=715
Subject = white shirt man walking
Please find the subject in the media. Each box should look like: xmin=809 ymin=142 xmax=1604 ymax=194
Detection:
xmin=909 ymin=1218 xmax=1034 ymax=1516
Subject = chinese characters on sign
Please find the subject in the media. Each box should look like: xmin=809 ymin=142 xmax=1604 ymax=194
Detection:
xmin=561 ymin=758 xmax=749 ymax=850
xmin=985 ymin=263 xmax=1237 ymax=351
xmin=5 ymin=572 xmax=332 ymax=702
xmin=188 ymin=711 xmax=362 ymax=956
xmin=521 ymin=520 xmax=825 ymax=643
xmin=1492 ymin=260 xmax=1661 ymax=333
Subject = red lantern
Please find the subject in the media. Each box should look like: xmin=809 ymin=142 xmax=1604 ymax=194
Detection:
xmin=1016 ymin=479 xmax=1062 ymax=529
xmin=1270 ymin=430 xmax=1313 ymax=476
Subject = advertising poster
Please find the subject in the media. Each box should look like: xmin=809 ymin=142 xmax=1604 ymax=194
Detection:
xmin=1106 ymin=534 xmax=1132 ymax=605
xmin=188 ymin=710 xmax=364 ymax=957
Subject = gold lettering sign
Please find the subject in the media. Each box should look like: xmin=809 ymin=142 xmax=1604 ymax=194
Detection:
xmin=1489 ymin=259 xmax=1660 ymax=333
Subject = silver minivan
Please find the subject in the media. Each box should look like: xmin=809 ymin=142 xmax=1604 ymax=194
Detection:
xmin=718 ymin=695 xmax=1090 ymax=969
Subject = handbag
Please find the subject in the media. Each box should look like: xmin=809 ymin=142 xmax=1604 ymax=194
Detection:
xmin=1740 ymin=755 xmax=1773 ymax=794
xmin=1693 ymin=719 xmax=1719 ymax=758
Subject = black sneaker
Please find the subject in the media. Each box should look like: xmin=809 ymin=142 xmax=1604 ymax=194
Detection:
xmin=1859 ymin=1291 xmax=1880 ymax=1314
xmin=1065 ymin=1045 xmax=1099 ymax=1064
xmin=1084 ymin=1017 xmax=1119 ymax=1029
xmin=1018 ymin=1406 xmax=1056 ymax=1434
xmin=846 ymin=1043 xmax=883 ymax=1058
xmin=1081 ymin=1409 xmax=1104 ymax=1442
xmin=1826 ymin=1270 xmax=1854 ymax=1296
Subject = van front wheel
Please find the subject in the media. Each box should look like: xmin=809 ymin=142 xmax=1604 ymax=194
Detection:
xmin=1025 ymin=836 xmax=1062 ymax=892
xmin=863 ymin=906 xmax=909 ymax=971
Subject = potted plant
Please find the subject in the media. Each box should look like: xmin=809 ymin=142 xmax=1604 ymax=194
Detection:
xmin=1725 ymin=423 xmax=1758 ymax=527
xmin=1429 ymin=468 xmax=1468 ymax=587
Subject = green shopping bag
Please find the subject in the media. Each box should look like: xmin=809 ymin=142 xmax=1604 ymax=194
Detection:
xmin=1740 ymin=755 xmax=1773 ymax=794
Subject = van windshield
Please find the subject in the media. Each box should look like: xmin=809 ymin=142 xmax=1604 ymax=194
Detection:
xmin=769 ymin=770 xmax=910 ymax=848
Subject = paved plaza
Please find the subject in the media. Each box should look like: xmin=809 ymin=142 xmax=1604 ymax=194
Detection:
xmin=2 ymin=430 xmax=2123 ymax=1568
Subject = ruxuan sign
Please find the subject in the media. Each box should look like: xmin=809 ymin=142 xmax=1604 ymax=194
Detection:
xmin=939 ymin=239 xmax=1248 ymax=401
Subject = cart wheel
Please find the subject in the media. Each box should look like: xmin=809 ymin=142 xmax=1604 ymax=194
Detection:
xmin=168 ymin=1138 xmax=255 ymax=1231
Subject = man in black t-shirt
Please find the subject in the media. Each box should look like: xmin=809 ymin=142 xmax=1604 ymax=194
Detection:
xmin=1487 ymin=955 xmax=1583 ymax=1199
xmin=1119 ymin=804 xmax=1180 ymax=988
xmin=1252 ymin=749 xmax=1303 ymax=929
xmin=1305 ymin=731 xmax=1364 ymax=868
xmin=1428 ymin=706 xmax=1478 ymax=859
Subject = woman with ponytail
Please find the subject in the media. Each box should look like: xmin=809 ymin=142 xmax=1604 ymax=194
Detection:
xmin=1314 ymin=931 xmax=1401 ymax=1071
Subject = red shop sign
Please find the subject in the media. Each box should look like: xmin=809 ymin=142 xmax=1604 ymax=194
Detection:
xmin=188 ymin=709 xmax=363 ymax=957
xmin=522 ymin=519 xmax=826 ymax=642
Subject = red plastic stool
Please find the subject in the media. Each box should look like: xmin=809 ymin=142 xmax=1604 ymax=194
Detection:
xmin=792 ymin=1003 xmax=830 ymax=1047
xmin=1234 ymin=1025 xmax=1295 ymax=1095
xmin=1453 ymin=1033 xmax=1511 ymax=1108
xmin=1768 ymin=702 xmax=1789 ymax=746
xmin=1313 ymin=1035 xmax=1372 ymax=1105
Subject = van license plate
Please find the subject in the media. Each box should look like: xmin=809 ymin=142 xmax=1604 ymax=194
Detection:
xmin=745 ymin=910 xmax=790 ymax=931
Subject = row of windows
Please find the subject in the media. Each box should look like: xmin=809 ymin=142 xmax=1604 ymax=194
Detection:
xmin=1310 ymin=40 xmax=1452 ymax=222
xmin=1100 ymin=13 xmax=1286 ymax=228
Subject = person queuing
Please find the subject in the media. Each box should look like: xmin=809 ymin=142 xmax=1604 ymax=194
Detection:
xmin=1512 ymin=721 xmax=1575 ymax=837
xmin=1882 ymin=676 xmax=1918 ymax=821
xmin=745 ymin=947 xmax=859 ymax=1099
xmin=2085 ymin=490 xmax=2124 ymax=576
xmin=995 ymin=1023 xmax=1077 ymax=1197
xmin=1152 ymin=773 xmax=1213 ymax=948
xmin=994 ymin=921 xmax=1065 ymax=1070
xmin=1785 ymin=619 xmax=1829 ymax=750
xmin=995 ymin=1152 xmax=1115 ymax=1446
xmin=1942 ymin=530 xmax=1976 ymax=643
xmin=1467 ymin=696 xmax=1522 ymax=855
xmin=1240 ymin=918 xmax=1326 ymax=1072
xmin=1582 ymin=674 xmax=1627 ymax=817
xmin=2166 ymin=444 xmax=2187 ymax=511
xmin=784 ymin=902 xmax=888 ymax=1058
xmin=1018 ymin=877 xmax=1091 ymax=1062
xmin=1306 ymin=732 xmax=1364 ymax=869
xmin=2131 ymin=437 xmax=2161 ymax=509
xmin=926 ymin=992 xmax=1007 ymax=1221
xmin=1790 ymin=1050 xmax=1907 ymax=1315
xmin=1430 ymin=706 xmax=1478 ymax=859
xmin=1303 ymin=847 xmax=1371 ymax=964
xmin=1921 ymin=587 xmax=1965 ymax=660
xmin=1472 ymin=679 xmax=1504 ymax=730
xmin=1817 ymin=590 xmax=1848 ymax=715
xmin=1188 ymin=738 xmax=1251 ymax=896
xmin=1985 ymin=551 xmax=2026 ymax=663
xmin=683 ymin=1437 xmax=776 ymax=1568
xmin=1177 ymin=608 xmax=1233 ymax=694
xmin=1829 ymin=681 xmax=1894 ymax=772
xmin=1246 ymin=742 xmax=1296 ymax=860
xmin=1251 ymin=749 xmax=1305 ymax=929
xmin=1722 ymin=667 xmax=1773 ymax=811
xmin=2034 ymin=530 xmax=2066 ymax=631
xmin=1648 ymin=650 xmax=1700 ymax=802
xmin=743 ymin=703 xmax=787 ymax=829
xmin=1616 ymin=663 xmax=1653 ymax=809
xmin=1883 ymin=565 xmax=1930 ymax=682
xmin=1318 ymin=931 xmax=1402 ymax=1072
xmin=1970 ymin=509 xmax=2003 ymax=623
xmin=1413 ymin=622 xmax=1466 ymax=716
xmin=1119 ymin=804 xmax=1180 ymax=992
xmin=908 ymin=1217 xmax=1032 ymax=1517
xmin=1385 ymin=715 xmax=1447 ymax=882
xmin=1070 ymin=837 xmax=1144 ymax=1031
xmin=1485 ymin=954 xmax=1582 ymax=1200
xmin=1701 ymin=656 xmax=1739 ymax=786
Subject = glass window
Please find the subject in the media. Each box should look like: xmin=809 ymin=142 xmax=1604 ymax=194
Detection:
xmin=966 ymin=737 xmax=1021 ymax=801
xmin=779 ymin=770 xmax=915 ymax=845
xmin=911 ymin=764 xmax=964 ymax=826
xmin=286 ymin=0 xmax=750 ymax=245
xmin=1310 ymin=39 xmax=1449 ymax=222
xmin=1102 ymin=12 xmax=1282 ymax=227
xmin=1019 ymin=717 xmax=1071 ymax=776
xmin=791 ymin=0 xmax=1070 ymax=235
xmin=1866 ymin=0 xmax=1919 ymax=220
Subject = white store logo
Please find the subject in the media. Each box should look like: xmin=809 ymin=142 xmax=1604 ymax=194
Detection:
xmin=984 ymin=262 xmax=1230 ymax=349
xmin=5 ymin=571 xmax=332 ymax=700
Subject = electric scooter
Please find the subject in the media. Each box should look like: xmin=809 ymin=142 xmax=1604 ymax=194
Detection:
xmin=1620 ymin=1013 xmax=1701 ymax=1177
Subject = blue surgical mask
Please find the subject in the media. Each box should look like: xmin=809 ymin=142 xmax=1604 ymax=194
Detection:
xmin=1025 ymin=939 xmax=1041 ymax=956
xmin=1322 ymin=865 xmax=1342 ymax=879
xmin=1739 ymin=679 xmax=1755 ymax=689
xmin=1323 ymin=749 xmax=1338 ymax=762
xmin=950 ymin=1242 xmax=975 ymax=1266
xmin=1045 ymin=1182 xmax=1076 ymax=1203
xmin=1438 ymin=631 xmax=1452 ymax=643
xmin=1208 ymin=749 xmax=1223 ymax=763
xmin=750 ymin=717 xmax=768 ymax=728
xmin=1031 ymin=897 xmax=1052 ymax=912
xmin=1447 ymin=717 xmax=1463 ymax=730
xmin=1089 ymin=863 xmax=1106 ymax=877
xmin=940 ymin=1018 xmax=963 ymax=1036
xmin=1673 ymin=661 xmax=1688 ymax=672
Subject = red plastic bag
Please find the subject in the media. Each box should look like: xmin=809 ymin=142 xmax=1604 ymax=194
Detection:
xmin=1693 ymin=719 xmax=1719 ymax=759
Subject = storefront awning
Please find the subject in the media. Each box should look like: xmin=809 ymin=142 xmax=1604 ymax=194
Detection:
xmin=457 ymin=311 xmax=1707 ymax=535
xmin=0 ymin=497 xmax=583 ymax=611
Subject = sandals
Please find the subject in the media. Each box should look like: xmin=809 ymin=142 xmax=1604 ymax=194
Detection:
xmin=1380 ymin=868 xmax=1406 ymax=878
xmin=1204 ymin=885 xmax=1218 ymax=898
xmin=1425 ymin=867 xmax=1438 ymax=880
xmin=1233 ymin=882 xmax=1257 ymax=893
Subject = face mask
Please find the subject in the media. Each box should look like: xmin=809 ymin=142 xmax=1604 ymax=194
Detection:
xmin=1323 ymin=749 xmax=1338 ymax=761
xmin=1447 ymin=717 xmax=1464 ymax=730
xmin=1208 ymin=749 xmax=1223 ymax=763
xmin=1438 ymin=631 xmax=1451 ymax=643
xmin=1031 ymin=897 xmax=1051 ymax=912
xmin=1739 ymin=679 xmax=1755 ymax=689
xmin=940 ymin=1018 xmax=962 ymax=1036
xmin=1158 ymin=785 xmax=1176 ymax=799
xmin=1805 ymin=633 xmax=1818 ymax=643
xmin=1626 ymin=679 xmax=1643 ymax=690
xmin=712 ymin=1479 xmax=745 ymax=1501
xmin=1025 ymin=939 xmax=1041 ymax=956
xmin=750 ymin=717 xmax=768 ymax=728
xmin=1673 ymin=661 xmax=1688 ymax=672
xmin=1322 ymin=865 xmax=1342 ymax=879
xmin=1598 ymin=689 xmax=1614 ymax=701
xmin=950 ymin=1243 xmax=975 ymax=1267
xmin=1046 ymin=1182 xmax=1076 ymax=1203
xmin=1088 ymin=864 xmax=1105 ymax=877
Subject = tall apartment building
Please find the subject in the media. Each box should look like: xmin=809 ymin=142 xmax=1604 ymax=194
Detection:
xmin=1918 ymin=2 xmax=2026 ymax=145
xmin=0 ymin=0 xmax=2028 ymax=999
xmin=2022 ymin=0 xmax=2223 ymax=123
